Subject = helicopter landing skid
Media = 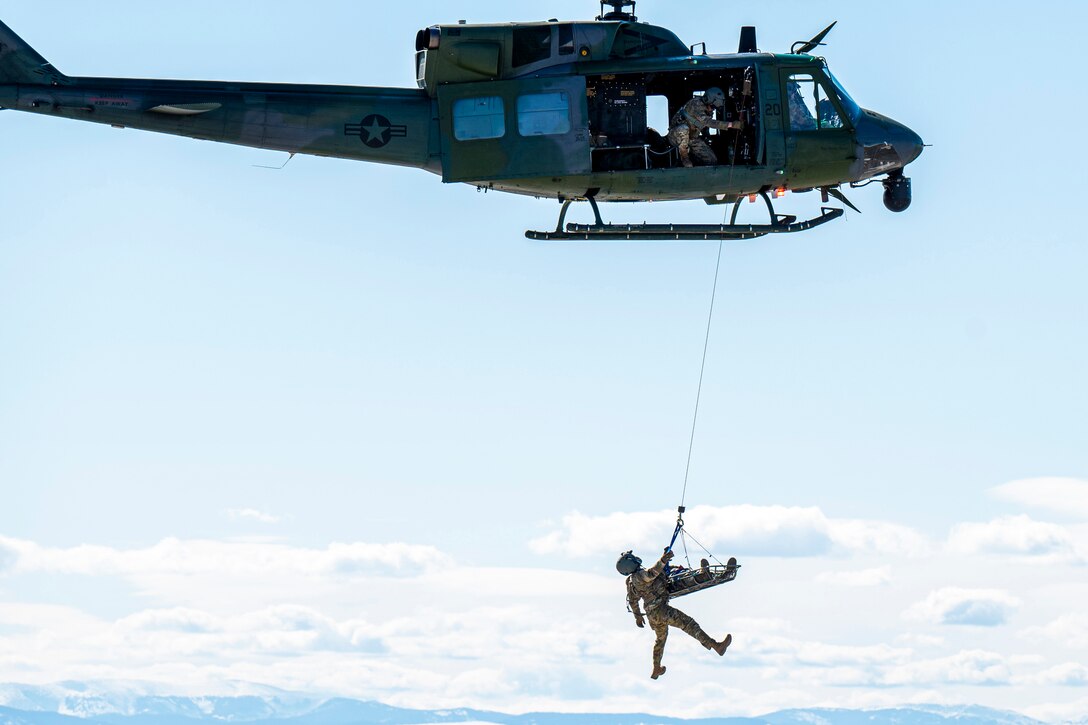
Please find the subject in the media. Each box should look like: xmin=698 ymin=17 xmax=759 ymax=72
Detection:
xmin=526 ymin=194 xmax=845 ymax=241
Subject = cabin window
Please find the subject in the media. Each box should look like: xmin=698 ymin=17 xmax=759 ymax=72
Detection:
xmin=647 ymin=95 xmax=669 ymax=136
xmin=558 ymin=25 xmax=575 ymax=56
xmin=517 ymin=92 xmax=572 ymax=136
xmin=787 ymin=74 xmax=843 ymax=131
xmin=513 ymin=26 xmax=552 ymax=67
xmin=453 ymin=96 xmax=506 ymax=140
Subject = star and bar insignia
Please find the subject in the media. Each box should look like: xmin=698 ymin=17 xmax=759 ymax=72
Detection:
xmin=345 ymin=114 xmax=407 ymax=149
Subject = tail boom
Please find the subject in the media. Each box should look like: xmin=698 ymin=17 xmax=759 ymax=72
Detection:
xmin=0 ymin=77 xmax=438 ymax=171
xmin=0 ymin=19 xmax=437 ymax=171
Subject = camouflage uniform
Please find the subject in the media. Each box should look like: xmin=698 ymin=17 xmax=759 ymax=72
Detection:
xmin=626 ymin=553 xmax=718 ymax=673
xmin=667 ymin=97 xmax=732 ymax=168
xmin=787 ymin=82 xmax=817 ymax=131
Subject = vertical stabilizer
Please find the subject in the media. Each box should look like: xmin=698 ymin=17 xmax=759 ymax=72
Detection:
xmin=0 ymin=18 xmax=70 ymax=85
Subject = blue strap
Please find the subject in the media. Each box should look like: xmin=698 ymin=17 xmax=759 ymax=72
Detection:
xmin=667 ymin=519 xmax=683 ymax=551
xmin=664 ymin=519 xmax=684 ymax=578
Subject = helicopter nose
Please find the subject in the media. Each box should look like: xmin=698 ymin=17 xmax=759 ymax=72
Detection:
xmin=895 ymin=124 xmax=924 ymax=165
xmin=857 ymin=110 xmax=924 ymax=172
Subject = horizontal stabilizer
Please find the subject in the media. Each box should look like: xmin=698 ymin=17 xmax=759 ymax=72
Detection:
xmin=0 ymin=18 xmax=70 ymax=85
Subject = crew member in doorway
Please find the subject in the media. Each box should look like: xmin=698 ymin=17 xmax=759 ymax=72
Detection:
xmin=618 ymin=549 xmax=732 ymax=680
xmin=667 ymin=88 xmax=742 ymax=167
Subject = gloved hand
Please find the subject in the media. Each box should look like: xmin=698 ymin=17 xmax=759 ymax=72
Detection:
xmin=662 ymin=549 xmax=675 ymax=563
xmin=635 ymin=616 xmax=646 ymax=629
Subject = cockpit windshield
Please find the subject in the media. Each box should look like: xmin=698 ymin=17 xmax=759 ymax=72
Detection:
xmin=827 ymin=70 xmax=861 ymax=123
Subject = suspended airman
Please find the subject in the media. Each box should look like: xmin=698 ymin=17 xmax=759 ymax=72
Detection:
xmin=666 ymin=88 xmax=743 ymax=168
xmin=619 ymin=549 xmax=732 ymax=680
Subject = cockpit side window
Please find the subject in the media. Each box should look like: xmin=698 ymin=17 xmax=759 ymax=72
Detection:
xmin=513 ymin=26 xmax=553 ymax=67
xmin=787 ymin=73 xmax=844 ymax=131
xmin=827 ymin=71 xmax=862 ymax=123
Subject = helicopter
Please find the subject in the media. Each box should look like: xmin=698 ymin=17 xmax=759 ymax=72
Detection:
xmin=0 ymin=1 xmax=923 ymax=240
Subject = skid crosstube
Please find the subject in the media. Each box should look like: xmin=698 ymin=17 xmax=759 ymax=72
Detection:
xmin=526 ymin=201 xmax=845 ymax=241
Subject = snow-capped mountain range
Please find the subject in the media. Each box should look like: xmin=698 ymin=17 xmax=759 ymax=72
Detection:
xmin=0 ymin=682 xmax=1069 ymax=725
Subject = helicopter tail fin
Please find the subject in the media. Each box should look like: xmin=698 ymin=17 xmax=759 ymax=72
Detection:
xmin=0 ymin=18 xmax=71 ymax=86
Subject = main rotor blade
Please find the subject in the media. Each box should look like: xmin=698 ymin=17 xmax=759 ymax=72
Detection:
xmin=794 ymin=21 xmax=838 ymax=54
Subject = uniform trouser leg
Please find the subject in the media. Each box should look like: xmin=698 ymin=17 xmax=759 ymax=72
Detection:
xmin=649 ymin=616 xmax=669 ymax=669
xmin=667 ymin=126 xmax=694 ymax=168
xmin=647 ymin=604 xmax=716 ymax=668
xmin=689 ymin=136 xmax=719 ymax=166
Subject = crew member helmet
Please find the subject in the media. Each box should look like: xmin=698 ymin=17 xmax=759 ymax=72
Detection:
xmin=704 ymin=87 xmax=726 ymax=109
xmin=616 ymin=550 xmax=643 ymax=576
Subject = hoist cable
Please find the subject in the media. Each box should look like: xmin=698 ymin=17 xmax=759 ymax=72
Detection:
xmin=679 ymin=240 xmax=725 ymax=510
xmin=682 ymin=528 xmax=725 ymax=567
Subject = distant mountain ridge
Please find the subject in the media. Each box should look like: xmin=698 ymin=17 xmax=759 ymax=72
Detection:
xmin=0 ymin=683 xmax=1055 ymax=725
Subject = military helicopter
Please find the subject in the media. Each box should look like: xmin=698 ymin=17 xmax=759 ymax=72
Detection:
xmin=0 ymin=1 xmax=923 ymax=240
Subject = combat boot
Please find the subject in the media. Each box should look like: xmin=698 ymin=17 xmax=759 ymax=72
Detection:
xmin=695 ymin=558 xmax=711 ymax=583
xmin=712 ymin=634 xmax=732 ymax=656
xmin=651 ymin=665 xmax=667 ymax=680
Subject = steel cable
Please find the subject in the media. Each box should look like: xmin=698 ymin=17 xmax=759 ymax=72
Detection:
xmin=679 ymin=240 xmax=725 ymax=510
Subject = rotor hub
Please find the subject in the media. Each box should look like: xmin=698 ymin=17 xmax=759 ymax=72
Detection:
xmin=597 ymin=0 xmax=637 ymax=21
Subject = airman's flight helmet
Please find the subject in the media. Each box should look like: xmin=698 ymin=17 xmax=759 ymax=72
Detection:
xmin=704 ymin=87 xmax=726 ymax=109
xmin=616 ymin=550 xmax=643 ymax=575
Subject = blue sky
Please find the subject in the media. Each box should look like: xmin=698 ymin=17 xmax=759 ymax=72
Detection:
xmin=2 ymin=0 xmax=1087 ymax=721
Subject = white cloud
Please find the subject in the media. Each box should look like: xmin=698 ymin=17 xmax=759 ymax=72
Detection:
xmin=0 ymin=540 xmax=16 ymax=574
xmin=1023 ymin=662 xmax=1088 ymax=687
xmin=895 ymin=633 xmax=945 ymax=649
xmin=720 ymin=630 xmax=913 ymax=672
xmin=821 ymin=566 xmax=892 ymax=587
xmin=828 ymin=520 xmax=931 ymax=557
xmin=118 ymin=608 xmax=220 ymax=633
xmin=880 ymin=650 xmax=1015 ymax=686
xmin=226 ymin=508 xmax=282 ymax=524
xmin=0 ymin=515 xmax=1083 ymax=719
xmin=1023 ymin=696 xmax=1088 ymax=724
xmin=947 ymin=515 xmax=1083 ymax=562
xmin=445 ymin=669 xmax=519 ymax=699
xmin=0 ymin=602 xmax=105 ymax=637
xmin=103 ymin=605 xmax=388 ymax=657
xmin=904 ymin=588 xmax=1021 ymax=627
xmin=0 ymin=536 xmax=450 ymax=580
xmin=789 ymin=642 xmax=911 ymax=668
xmin=991 ymin=477 xmax=1088 ymax=519
xmin=0 ymin=597 xmax=638 ymax=712
xmin=529 ymin=509 xmax=687 ymax=559
xmin=1023 ymin=613 xmax=1088 ymax=650
xmin=530 ymin=505 xmax=930 ymax=559
xmin=729 ymin=617 xmax=794 ymax=634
